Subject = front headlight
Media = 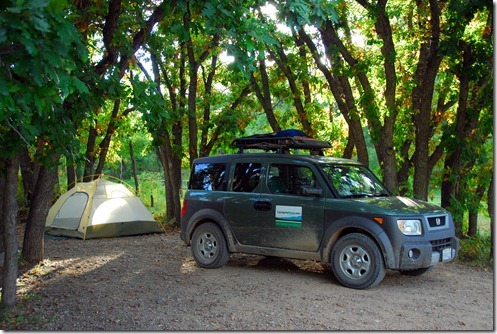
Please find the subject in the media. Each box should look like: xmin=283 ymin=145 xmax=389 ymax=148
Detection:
xmin=397 ymin=219 xmax=422 ymax=235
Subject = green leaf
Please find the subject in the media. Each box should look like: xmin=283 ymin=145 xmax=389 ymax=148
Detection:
xmin=31 ymin=14 xmax=51 ymax=32
xmin=72 ymin=77 xmax=89 ymax=94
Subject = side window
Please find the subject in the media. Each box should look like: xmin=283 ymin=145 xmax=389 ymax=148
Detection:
xmin=189 ymin=163 xmax=227 ymax=191
xmin=267 ymin=164 xmax=319 ymax=195
xmin=232 ymin=163 xmax=262 ymax=192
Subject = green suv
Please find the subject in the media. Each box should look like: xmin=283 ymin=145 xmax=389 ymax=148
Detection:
xmin=180 ymin=131 xmax=459 ymax=289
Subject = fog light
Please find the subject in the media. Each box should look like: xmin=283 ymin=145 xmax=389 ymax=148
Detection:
xmin=407 ymin=248 xmax=420 ymax=260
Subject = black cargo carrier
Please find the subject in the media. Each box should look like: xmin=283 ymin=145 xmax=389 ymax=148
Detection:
xmin=232 ymin=129 xmax=332 ymax=154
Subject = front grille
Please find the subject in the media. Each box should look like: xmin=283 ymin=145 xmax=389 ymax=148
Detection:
xmin=428 ymin=215 xmax=446 ymax=228
xmin=431 ymin=238 xmax=452 ymax=252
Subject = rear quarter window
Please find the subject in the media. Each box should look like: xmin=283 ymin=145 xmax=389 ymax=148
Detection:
xmin=189 ymin=163 xmax=227 ymax=191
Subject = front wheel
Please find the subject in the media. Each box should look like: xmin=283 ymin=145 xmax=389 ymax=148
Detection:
xmin=191 ymin=222 xmax=229 ymax=269
xmin=331 ymin=233 xmax=386 ymax=289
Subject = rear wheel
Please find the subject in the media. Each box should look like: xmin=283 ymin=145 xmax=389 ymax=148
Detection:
xmin=331 ymin=233 xmax=385 ymax=289
xmin=191 ymin=223 xmax=229 ymax=269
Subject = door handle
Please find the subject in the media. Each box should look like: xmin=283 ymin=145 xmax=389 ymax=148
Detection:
xmin=254 ymin=201 xmax=272 ymax=212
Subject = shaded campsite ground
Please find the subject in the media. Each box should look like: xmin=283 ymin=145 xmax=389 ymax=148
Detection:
xmin=3 ymin=228 xmax=494 ymax=330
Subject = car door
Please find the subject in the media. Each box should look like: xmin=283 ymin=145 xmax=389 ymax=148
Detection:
xmin=255 ymin=160 xmax=325 ymax=251
xmin=223 ymin=158 xmax=264 ymax=245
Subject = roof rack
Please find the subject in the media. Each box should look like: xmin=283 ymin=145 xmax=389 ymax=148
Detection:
xmin=231 ymin=130 xmax=332 ymax=155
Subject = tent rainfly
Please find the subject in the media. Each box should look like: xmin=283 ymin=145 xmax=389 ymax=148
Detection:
xmin=45 ymin=177 xmax=162 ymax=239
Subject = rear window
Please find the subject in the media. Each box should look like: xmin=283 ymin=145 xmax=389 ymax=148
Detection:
xmin=189 ymin=163 xmax=227 ymax=191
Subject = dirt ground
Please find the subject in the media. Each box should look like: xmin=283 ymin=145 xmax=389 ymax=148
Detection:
xmin=5 ymin=229 xmax=495 ymax=331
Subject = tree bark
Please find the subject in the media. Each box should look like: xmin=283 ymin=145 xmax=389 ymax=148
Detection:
xmin=488 ymin=173 xmax=494 ymax=258
xmin=298 ymin=26 xmax=369 ymax=166
xmin=250 ymin=61 xmax=281 ymax=133
xmin=129 ymin=140 xmax=139 ymax=196
xmin=67 ymin=163 xmax=76 ymax=190
xmin=411 ymin=0 xmax=443 ymax=200
xmin=83 ymin=120 xmax=98 ymax=181
xmin=146 ymin=45 xmax=185 ymax=226
xmin=267 ymin=45 xmax=314 ymax=136
xmin=22 ymin=155 xmax=59 ymax=264
xmin=19 ymin=148 xmax=39 ymax=203
xmin=200 ymin=55 xmax=218 ymax=157
xmin=203 ymin=87 xmax=251 ymax=156
xmin=1 ymin=154 xmax=19 ymax=308
xmin=0 ymin=162 xmax=5 ymax=261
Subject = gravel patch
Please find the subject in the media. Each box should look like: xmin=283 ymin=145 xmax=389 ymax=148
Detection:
xmin=8 ymin=231 xmax=495 ymax=330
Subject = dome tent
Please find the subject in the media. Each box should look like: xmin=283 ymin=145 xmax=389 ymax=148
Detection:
xmin=45 ymin=177 xmax=161 ymax=239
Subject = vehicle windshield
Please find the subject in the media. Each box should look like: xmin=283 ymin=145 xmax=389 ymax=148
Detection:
xmin=321 ymin=164 xmax=390 ymax=198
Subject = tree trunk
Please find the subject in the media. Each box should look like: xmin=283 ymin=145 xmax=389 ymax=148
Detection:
xmin=268 ymin=46 xmax=314 ymax=136
xmin=467 ymin=211 xmax=478 ymax=237
xmin=1 ymin=154 xmax=20 ymax=308
xmin=250 ymin=62 xmax=281 ymax=133
xmin=19 ymin=148 xmax=39 ymax=203
xmin=411 ymin=0 xmax=443 ymax=201
xmin=129 ymin=140 xmax=139 ymax=195
xmin=203 ymin=86 xmax=251 ymax=156
xmin=488 ymin=173 xmax=494 ymax=258
xmin=22 ymin=155 xmax=59 ymax=264
xmin=157 ymin=140 xmax=182 ymax=225
xmin=95 ymin=99 xmax=121 ymax=177
xmin=299 ymin=26 xmax=369 ymax=166
xmin=0 ymin=163 xmax=5 ymax=261
xmin=184 ymin=8 xmax=200 ymax=166
xmin=67 ymin=163 xmax=76 ymax=190
xmin=83 ymin=122 xmax=98 ymax=182
xmin=200 ymin=55 xmax=218 ymax=157
xmin=467 ymin=183 xmax=486 ymax=237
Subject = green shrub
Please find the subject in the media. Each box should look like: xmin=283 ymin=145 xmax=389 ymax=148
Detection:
xmin=458 ymin=232 xmax=493 ymax=268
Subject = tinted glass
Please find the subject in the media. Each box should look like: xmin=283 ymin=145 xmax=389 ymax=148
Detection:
xmin=267 ymin=164 xmax=319 ymax=195
xmin=322 ymin=164 xmax=388 ymax=198
xmin=189 ymin=163 xmax=227 ymax=191
xmin=232 ymin=163 xmax=262 ymax=192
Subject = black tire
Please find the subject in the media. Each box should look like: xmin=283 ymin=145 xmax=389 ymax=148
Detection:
xmin=331 ymin=233 xmax=386 ymax=289
xmin=399 ymin=267 xmax=431 ymax=276
xmin=191 ymin=222 xmax=229 ymax=269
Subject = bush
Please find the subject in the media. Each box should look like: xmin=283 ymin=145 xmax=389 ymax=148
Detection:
xmin=458 ymin=232 xmax=493 ymax=268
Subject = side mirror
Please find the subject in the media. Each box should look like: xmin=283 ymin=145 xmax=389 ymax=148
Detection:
xmin=300 ymin=185 xmax=323 ymax=197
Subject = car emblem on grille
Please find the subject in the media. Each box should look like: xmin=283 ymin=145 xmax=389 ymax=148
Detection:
xmin=436 ymin=218 xmax=441 ymax=226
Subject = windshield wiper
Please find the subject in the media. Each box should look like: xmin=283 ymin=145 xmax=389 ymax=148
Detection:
xmin=341 ymin=192 xmax=390 ymax=199
xmin=341 ymin=193 xmax=372 ymax=199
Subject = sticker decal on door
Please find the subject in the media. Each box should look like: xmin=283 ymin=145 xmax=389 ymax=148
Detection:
xmin=275 ymin=205 xmax=302 ymax=228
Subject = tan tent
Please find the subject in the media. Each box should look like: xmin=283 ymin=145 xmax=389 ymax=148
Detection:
xmin=45 ymin=177 xmax=162 ymax=239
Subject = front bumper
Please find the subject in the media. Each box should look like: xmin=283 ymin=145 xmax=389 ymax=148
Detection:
xmin=397 ymin=236 xmax=459 ymax=269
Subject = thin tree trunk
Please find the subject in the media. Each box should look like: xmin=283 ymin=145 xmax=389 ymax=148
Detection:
xmin=250 ymin=64 xmax=281 ymax=133
xmin=488 ymin=173 xmax=494 ymax=258
xmin=129 ymin=140 xmax=139 ymax=196
xmin=83 ymin=122 xmax=98 ymax=182
xmin=467 ymin=184 xmax=486 ymax=237
xmin=67 ymin=163 xmax=76 ymax=190
xmin=19 ymin=148 xmax=39 ymax=203
xmin=1 ymin=154 xmax=20 ymax=308
xmin=0 ymin=164 xmax=5 ymax=262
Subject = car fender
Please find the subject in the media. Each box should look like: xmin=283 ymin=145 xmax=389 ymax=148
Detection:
xmin=185 ymin=208 xmax=238 ymax=252
xmin=321 ymin=216 xmax=396 ymax=269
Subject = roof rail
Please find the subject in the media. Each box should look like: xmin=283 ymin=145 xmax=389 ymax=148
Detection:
xmin=231 ymin=130 xmax=332 ymax=155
